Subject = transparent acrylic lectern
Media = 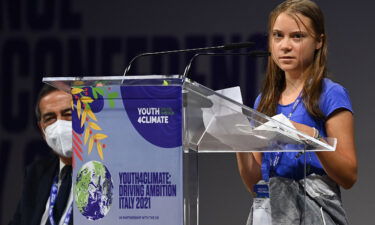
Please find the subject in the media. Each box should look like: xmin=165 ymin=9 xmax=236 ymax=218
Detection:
xmin=43 ymin=75 xmax=336 ymax=225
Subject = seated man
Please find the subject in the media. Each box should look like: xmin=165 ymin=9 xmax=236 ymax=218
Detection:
xmin=10 ymin=85 xmax=73 ymax=225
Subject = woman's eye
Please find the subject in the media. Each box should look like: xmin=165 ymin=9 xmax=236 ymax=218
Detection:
xmin=272 ymin=32 xmax=283 ymax=39
xmin=293 ymin=33 xmax=305 ymax=39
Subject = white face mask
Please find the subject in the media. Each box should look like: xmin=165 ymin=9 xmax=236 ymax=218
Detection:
xmin=44 ymin=120 xmax=73 ymax=158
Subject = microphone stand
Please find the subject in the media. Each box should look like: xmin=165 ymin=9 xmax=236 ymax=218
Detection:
xmin=122 ymin=42 xmax=255 ymax=76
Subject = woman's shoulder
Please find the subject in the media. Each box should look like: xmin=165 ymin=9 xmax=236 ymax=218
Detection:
xmin=320 ymin=78 xmax=353 ymax=116
xmin=321 ymin=78 xmax=348 ymax=96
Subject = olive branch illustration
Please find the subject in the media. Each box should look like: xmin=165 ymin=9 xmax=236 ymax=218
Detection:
xmin=71 ymin=87 xmax=109 ymax=160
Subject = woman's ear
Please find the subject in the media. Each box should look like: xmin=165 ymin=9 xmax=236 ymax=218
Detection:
xmin=316 ymin=34 xmax=324 ymax=50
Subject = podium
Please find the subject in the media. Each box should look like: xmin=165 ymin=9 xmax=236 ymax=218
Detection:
xmin=43 ymin=75 xmax=336 ymax=225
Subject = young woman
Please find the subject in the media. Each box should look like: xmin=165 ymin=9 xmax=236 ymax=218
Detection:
xmin=236 ymin=0 xmax=357 ymax=224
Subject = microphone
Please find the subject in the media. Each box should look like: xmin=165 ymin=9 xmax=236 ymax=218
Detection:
xmin=182 ymin=51 xmax=270 ymax=79
xmin=122 ymin=42 xmax=254 ymax=76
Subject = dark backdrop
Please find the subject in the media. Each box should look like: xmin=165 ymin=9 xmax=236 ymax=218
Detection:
xmin=1 ymin=0 xmax=374 ymax=224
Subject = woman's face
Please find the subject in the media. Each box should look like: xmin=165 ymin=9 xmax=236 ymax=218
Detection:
xmin=270 ymin=12 xmax=322 ymax=76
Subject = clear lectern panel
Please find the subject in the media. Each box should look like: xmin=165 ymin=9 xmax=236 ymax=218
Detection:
xmin=182 ymin=79 xmax=336 ymax=153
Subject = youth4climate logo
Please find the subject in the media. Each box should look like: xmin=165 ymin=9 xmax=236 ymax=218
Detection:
xmin=137 ymin=107 xmax=174 ymax=124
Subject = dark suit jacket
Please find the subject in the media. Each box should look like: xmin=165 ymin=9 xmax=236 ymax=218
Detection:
xmin=9 ymin=154 xmax=60 ymax=225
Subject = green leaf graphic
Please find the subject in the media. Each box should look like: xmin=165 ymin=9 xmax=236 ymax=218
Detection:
xmin=94 ymin=87 xmax=105 ymax=96
xmin=92 ymin=89 xmax=98 ymax=99
xmin=108 ymin=92 xmax=118 ymax=99
xmin=109 ymin=99 xmax=115 ymax=108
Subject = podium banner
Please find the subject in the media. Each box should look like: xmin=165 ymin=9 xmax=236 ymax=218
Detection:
xmin=71 ymin=84 xmax=183 ymax=225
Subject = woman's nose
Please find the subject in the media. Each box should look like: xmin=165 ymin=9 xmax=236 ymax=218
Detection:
xmin=280 ymin=38 xmax=292 ymax=51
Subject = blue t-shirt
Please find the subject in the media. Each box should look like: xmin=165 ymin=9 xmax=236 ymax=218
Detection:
xmin=254 ymin=78 xmax=353 ymax=180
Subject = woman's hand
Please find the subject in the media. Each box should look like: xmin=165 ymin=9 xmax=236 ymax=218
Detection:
xmin=291 ymin=110 xmax=357 ymax=189
xmin=290 ymin=120 xmax=316 ymax=138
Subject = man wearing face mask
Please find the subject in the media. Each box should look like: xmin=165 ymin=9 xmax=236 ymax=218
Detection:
xmin=9 ymin=85 xmax=74 ymax=225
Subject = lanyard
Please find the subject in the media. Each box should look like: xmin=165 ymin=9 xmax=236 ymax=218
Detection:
xmin=287 ymin=93 xmax=302 ymax=120
xmin=48 ymin=176 xmax=73 ymax=225
xmin=265 ymin=93 xmax=302 ymax=181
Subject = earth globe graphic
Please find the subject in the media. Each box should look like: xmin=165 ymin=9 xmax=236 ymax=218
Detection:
xmin=75 ymin=161 xmax=114 ymax=220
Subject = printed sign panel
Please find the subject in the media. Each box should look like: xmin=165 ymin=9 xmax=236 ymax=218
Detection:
xmin=71 ymin=84 xmax=183 ymax=225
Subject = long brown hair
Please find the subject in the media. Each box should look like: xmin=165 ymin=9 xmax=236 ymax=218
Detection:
xmin=257 ymin=0 xmax=327 ymax=119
